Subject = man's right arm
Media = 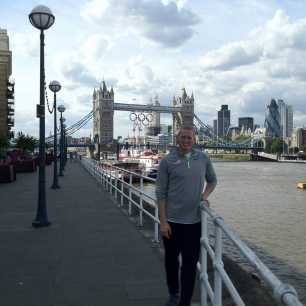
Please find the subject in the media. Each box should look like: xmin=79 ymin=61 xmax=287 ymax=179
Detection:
xmin=156 ymin=159 xmax=172 ymax=238
xmin=158 ymin=199 xmax=172 ymax=238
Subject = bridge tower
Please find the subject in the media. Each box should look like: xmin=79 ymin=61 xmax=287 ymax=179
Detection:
xmin=172 ymin=88 xmax=194 ymax=138
xmin=93 ymin=81 xmax=114 ymax=146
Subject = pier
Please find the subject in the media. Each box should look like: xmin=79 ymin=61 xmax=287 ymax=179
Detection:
xmin=0 ymin=162 xmax=168 ymax=306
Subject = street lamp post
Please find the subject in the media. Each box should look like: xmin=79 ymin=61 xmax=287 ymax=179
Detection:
xmin=29 ymin=5 xmax=55 ymax=228
xmin=63 ymin=123 xmax=67 ymax=169
xmin=49 ymin=80 xmax=61 ymax=189
xmin=58 ymin=105 xmax=65 ymax=176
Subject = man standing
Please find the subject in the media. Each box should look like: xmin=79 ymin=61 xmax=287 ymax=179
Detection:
xmin=156 ymin=126 xmax=217 ymax=306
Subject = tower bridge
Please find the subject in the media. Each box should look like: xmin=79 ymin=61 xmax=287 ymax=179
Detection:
xmin=46 ymin=81 xmax=263 ymax=151
xmin=113 ymin=102 xmax=181 ymax=113
xmin=93 ymin=81 xmax=194 ymax=146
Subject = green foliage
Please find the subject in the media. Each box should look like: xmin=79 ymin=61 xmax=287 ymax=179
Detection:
xmin=302 ymin=145 xmax=306 ymax=153
xmin=15 ymin=132 xmax=38 ymax=153
xmin=0 ymin=136 xmax=9 ymax=150
xmin=269 ymin=138 xmax=286 ymax=154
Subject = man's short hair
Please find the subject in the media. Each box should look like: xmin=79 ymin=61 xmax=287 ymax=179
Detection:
xmin=176 ymin=126 xmax=195 ymax=137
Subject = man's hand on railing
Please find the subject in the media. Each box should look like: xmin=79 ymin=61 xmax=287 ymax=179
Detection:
xmin=160 ymin=221 xmax=172 ymax=239
xmin=201 ymin=199 xmax=210 ymax=207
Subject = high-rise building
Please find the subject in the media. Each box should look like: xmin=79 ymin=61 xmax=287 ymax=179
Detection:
xmin=264 ymin=99 xmax=281 ymax=137
xmin=287 ymin=105 xmax=293 ymax=137
xmin=238 ymin=117 xmax=254 ymax=132
xmin=217 ymin=105 xmax=230 ymax=137
xmin=277 ymin=99 xmax=293 ymax=138
xmin=213 ymin=119 xmax=217 ymax=138
xmin=0 ymin=28 xmax=14 ymax=140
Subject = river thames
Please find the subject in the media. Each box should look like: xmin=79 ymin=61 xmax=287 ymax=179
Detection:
xmin=145 ymin=161 xmax=306 ymax=302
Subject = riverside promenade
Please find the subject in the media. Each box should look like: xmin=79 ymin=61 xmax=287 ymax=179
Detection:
xmin=0 ymin=161 xmax=169 ymax=306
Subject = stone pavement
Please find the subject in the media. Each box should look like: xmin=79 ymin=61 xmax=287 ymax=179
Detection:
xmin=0 ymin=161 xmax=169 ymax=306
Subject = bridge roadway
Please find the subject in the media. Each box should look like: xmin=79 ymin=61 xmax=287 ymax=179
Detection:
xmin=0 ymin=161 xmax=282 ymax=306
xmin=0 ymin=161 xmax=169 ymax=306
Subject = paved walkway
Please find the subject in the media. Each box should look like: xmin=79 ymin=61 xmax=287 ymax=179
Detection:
xmin=0 ymin=161 xmax=168 ymax=306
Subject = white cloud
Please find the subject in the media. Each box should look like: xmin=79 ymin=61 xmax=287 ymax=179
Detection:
xmin=10 ymin=32 xmax=38 ymax=57
xmin=189 ymin=9 xmax=306 ymax=126
xmin=81 ymin=34 xmax=110 ymax=63
xmin=200 ymin=41 xmax=262 ymax=71
xmin=81 ymin=0 xmax=110 ymax=21
xmin=81 ymin=0 xmax=200 ymax=47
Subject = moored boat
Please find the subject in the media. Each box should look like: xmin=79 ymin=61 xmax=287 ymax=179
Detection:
xmin=297 ymin=182 xmax=306 ymax=190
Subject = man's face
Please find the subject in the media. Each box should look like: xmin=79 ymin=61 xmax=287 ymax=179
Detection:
xmin=177 ymin=129 xmax=195 ymax=153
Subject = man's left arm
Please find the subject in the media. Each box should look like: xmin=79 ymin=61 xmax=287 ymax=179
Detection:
xmin=201 ymin=158 xmax=217 ymax=204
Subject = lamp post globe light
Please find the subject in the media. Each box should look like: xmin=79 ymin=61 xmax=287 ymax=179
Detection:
xmin=49 ymin=80 xmax=61 ymax=189
xmin=29 ymin=5 xmax=55 ymax=228
xmin=57 ymin=105 xmax=65 ymax=177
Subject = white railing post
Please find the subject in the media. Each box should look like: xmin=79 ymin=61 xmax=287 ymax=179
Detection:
xmin=139 ymin=176 xmax=144 ymax=226
xmin=115 ymin=169 xmax=118 ymax=200
xmin=102 ymin=164 xmax=105 ymax=186
xmin=214 ymin=223 xmax=223 ymax=306
xmin=104 ymin=165 xmax=107 ymax=189
xmin=154 ymin=203 xmax=159 ymax=243
xmin=108 ymin=166 xmax=111 ymax=193
xmin=200 ymin=207 xmax=208 ymax=306
xmin=128 ymin=173 xmax=132 ymax=215
xmin=120 ymin=174 xmax=124 ymax=207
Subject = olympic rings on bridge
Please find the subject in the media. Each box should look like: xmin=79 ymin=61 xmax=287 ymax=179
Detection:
xmin=129 ymin=112 xmax=153 ymax=127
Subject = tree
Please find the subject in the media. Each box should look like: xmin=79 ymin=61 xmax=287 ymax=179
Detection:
xmin=15 ymin=132 xmax=38 ymax=153
xmin=0 ymin=135 xmax=9 ymax=158
xmin=0 ymin=136 xmax=9 ymax=150
xmin=270 ymin=138 xmax=285 ymax=154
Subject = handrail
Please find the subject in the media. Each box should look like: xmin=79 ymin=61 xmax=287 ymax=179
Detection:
xmin=80 ymin=158 xmax=160 ymax=242
xmin=80 ymin=157 xmax=303 ymax=306
xmin=199 ymin=202 xmax=303 ymax=306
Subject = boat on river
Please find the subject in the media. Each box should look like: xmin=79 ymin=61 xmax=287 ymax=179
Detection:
xmin=297 ymin=182 xmax=306 ymax=190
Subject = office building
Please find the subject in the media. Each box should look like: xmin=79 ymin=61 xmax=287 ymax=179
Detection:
xmin=277 ymin=99 xmax=293 ymax=138
xmin=264 ymin=99 xmax=281 ymax=137
xmin=213 ymin=119 xmax=217 ymax=138
xmin=0 ymin=28 xmax=14 ymax=140
xmin=217 ymin=105 xmax=230 ymax=137
xmin=238 ymin=117 xmax=254 ymax=132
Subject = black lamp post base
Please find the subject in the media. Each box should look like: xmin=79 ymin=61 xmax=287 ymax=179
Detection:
xmin=51 ymin=184 xmax=60 ymax=189
xmin=32 ymin=220 xmax=51 ymax=228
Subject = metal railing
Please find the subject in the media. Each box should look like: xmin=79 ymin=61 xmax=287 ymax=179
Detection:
xmin=80 ymin=157 xmax=303 ymax=306
xmin=199 ymin=202 xmax=303 ymax=306
xmin=81 ymin=157 xmax=160 ymax=243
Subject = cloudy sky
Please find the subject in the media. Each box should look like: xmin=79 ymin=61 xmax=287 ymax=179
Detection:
xmin=2 ymin=0 xmax=306 ymax=138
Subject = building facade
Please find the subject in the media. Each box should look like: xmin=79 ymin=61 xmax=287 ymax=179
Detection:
xmin=172 ymin=88 xmax=194 ymax=133
xmin=0 ymin=28 xmax=14 ymax=140
xmin=296 ymin=128 xmax=306 ymax=151
xmin=92 ymin=81 xmax=114 ymax=145
xmin=264 ymin=99 xmax=281 ymax=137
xmin=213 ymin=119 xmax=217 ymax=138
xmin=277 ymin=99 xmax=293 ymax=138
xmin=217 ymin=105 xmax=230 ymax=137
xmin=238 ymin=117 xmax=254 ymax=132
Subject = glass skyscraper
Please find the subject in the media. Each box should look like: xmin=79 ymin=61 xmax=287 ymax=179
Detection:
xmin=264 ymin=99 xmax=281 ymax=137
xmin=217 ymin=105 xmax=230 ymax=137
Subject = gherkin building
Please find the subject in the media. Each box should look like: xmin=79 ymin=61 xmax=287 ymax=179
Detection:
xmin=264 ymin=99 xmax=281 ymax=137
